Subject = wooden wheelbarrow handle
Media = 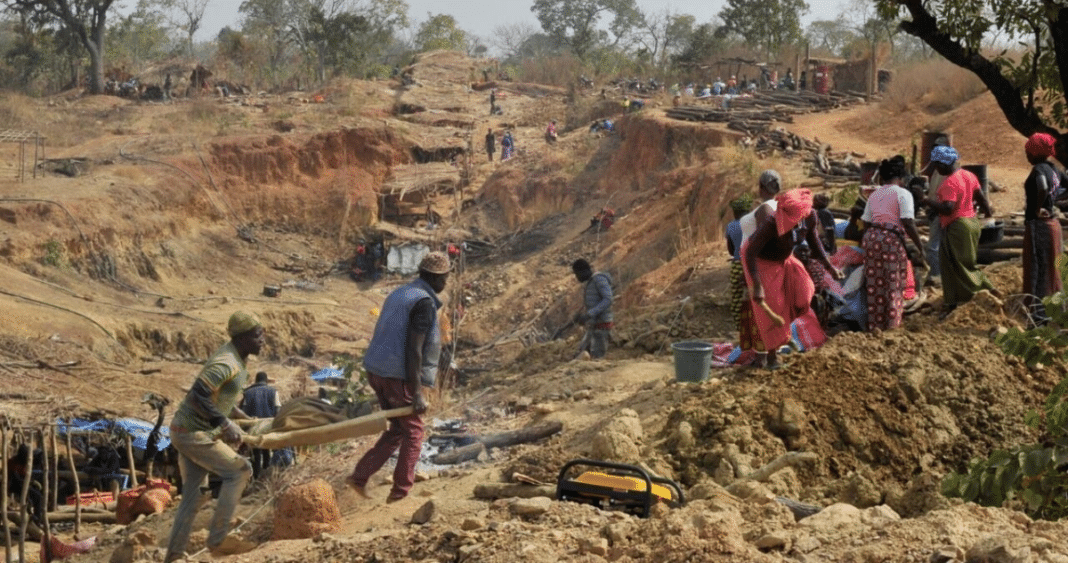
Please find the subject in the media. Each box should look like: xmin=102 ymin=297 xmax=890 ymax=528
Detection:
xmin=241 ymin=406 xmax=416 ymax=449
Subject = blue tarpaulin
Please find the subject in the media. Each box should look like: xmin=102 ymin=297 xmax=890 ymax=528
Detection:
xmin=311 ymin=367 xmax=345 ymax=383
xmin=56 ymin=417 xmax=170 ymax=451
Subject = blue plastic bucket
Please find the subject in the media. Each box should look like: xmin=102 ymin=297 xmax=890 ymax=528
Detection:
xmin=671 ymin=341 xmax=714 ymax=383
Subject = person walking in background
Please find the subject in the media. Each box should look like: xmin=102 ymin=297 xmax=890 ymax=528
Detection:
xmin=240 ymin=371 xmax=281 ymax=479
xmin=925 ymin=146 xmax=998 ymax=318
xmin=545 ymin=120 xmax=558 ymax=144
xmin=860 ymin=156 xmax=926 ymax=331
xmin=743 ymin=189 xmax=842 ymax=369
xmin=1021 ymin=132 xmax=1064 ymax=325
xmin=571 ymin=259 xmax=613 ymax=359
xmin=489 ymin=89 xmax=496 ymax=114
xmin=165 ymin=312 xmax=264 ymax=562
xmin=485 ymin=128 xmax=495 ymax=162
xmin=346 ymin=252 xmax=450 ymax=503
xmin=501 ymin=130 xmax=515 ymax=160
xmin=921 ymin=137 xmax=952 ymax=287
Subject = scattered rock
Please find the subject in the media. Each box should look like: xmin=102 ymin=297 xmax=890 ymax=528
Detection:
xmin=461 ymin=517 xmax=485 ymax=531
xmin=930 ymin=545 xmax=964 ymax=563
xmin=798 ymin=503 xmax=862 ymax=530
xmin=272 ymin=478 xmax=342 ymax=540
xmin=510 ymin=496 xmax=553 ymax=518
xmin=754 ymin=532 xmax=790 ymax=550
xmin=964 ymin=536 xmax=1031 ymax=563
xmin=411 ymin=499 xmax=437 ymax=524
xmin=578 ymin=537 xmax=609 ymax=556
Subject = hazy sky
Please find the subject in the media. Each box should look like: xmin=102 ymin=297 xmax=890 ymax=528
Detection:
xmin=194 ymin=0 xmax=847 ymax=43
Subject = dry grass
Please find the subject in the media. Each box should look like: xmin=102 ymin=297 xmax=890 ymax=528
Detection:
xmin=884 ymin=59 xmax=987 ymax=114
xmin=0 ymin=92 xmax=37 ymax=129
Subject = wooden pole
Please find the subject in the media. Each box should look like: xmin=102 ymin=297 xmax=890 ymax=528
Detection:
xmin=39 ymin=429 xmax=50 ymax=563
xmin=2 ymin=426 xmax=10 ymax=563
xmin=124 ymin=435 xmax=138 ymax=489
xmin=63 ymin=421 xmax=80 ymax=538
xmin=49 ymin=426 xmax=58 ymax=511
xmin=17 ymin=433 xmax=33 ymax=563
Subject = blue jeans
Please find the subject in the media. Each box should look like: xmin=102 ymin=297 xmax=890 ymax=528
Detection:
xmin=165 ymin=429 xmax=252 ymax=561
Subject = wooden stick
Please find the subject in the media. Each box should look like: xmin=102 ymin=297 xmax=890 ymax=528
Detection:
xmin=63 ymin=419 xmax=80 ymax=538
xmin=18 ymin=432 xmax=33 ymax=563
xmin=124 ymin=435 xmax=138 ymax=489
xmin=431 ymin=421 xmax=563 ymax=465
xmin=49 ymin=426 xmax=58 ymax=511
xmin=39 ymin=430 xmax=50 ymax=563
xmin=6 ymin=511 xmax=115 ymax=524
xmin=2 ymin=426 xmax=9 ymax=563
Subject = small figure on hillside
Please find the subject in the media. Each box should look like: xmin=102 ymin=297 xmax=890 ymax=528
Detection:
xmin=588 ymin=208 xmax=615 ymax=232
xmin=163 ymin=73 xmax=172 ymax=101
xmin=799 ymin=70 xmax=808 ymax=91
xmin=923 ymin=145 xmax=998 ymax=318
xmin=501 ymin=131 xmax=515 ymax=160
xmin=240 ymin=371 xmax=281 ymax=479
xmin=545 ymin=120 xmax=558 ymax=144
xmin=485 ymin=128 xmax=496 ymax=162
xmin=571 ymin=259 xmax=614 ymax=359
xmin=165 ymin=311 xmax=265 ymax=561
xmin=346 ymin=252 xmax=451 ymax=503
xmin=489 ymin=89 xmax=496 ymax=115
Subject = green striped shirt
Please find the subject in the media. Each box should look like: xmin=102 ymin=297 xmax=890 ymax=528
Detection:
xmin=171 ymin=342 xmax=248 ymax=434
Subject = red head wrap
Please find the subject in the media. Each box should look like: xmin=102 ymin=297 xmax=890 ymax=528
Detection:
xmin=1025 ymin=133 xmax=1057 ymax=158
xmin=774 ymin=189 xmax=813 ymax=236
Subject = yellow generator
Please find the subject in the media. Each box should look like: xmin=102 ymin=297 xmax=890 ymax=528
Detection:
xmin=555 ymin=459 xmax=684 ymax=518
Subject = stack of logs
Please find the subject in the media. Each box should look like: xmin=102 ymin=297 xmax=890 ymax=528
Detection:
xmin=744 ymin=128 xmax=865 ymax=185
xmin=665 ymin=90 xmax=865 ymax=136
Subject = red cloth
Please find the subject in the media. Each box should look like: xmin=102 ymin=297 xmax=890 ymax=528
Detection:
xmin=936 ymin=169 xmax=980 ymax=228
xmin=1026 ymin=133 xmax=1057 ymax=158
xmin=349 ymin=372 xmax=424 ymax=499
xmin=742 ymin=240 xmax=822 ymax=350
xmin=40 ymin=536 xmax=96 ymax=563
xmin=774 ymin=189 xmax=813 ymax=236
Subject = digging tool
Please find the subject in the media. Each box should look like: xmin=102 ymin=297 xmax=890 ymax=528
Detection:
xmin=550 ymin=319 xmax=577 ymax=340
xmin=656 ymin=296 xmax=692 ymax=355
xmin=241 ymin=406 xmax=415 ymax=449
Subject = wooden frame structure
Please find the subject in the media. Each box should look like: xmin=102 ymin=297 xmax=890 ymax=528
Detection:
xmin=0 ymin=130 xmax=45 ymax=182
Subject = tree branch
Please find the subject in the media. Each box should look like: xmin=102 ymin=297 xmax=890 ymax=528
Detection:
xmin=896 ymin=0 xmax=1055 ymax=139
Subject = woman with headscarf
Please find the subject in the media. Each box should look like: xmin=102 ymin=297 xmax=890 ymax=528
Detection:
xmin=743 ymin=188 xmax=842 ymax=368
xmin=860 ymin=156 xmax=927 ymax=331
xmin=1022 ymin=132 xmax=1064 ymax=325
xmin=736 ymin=170 xmax=781 ymax=364
xmin=725 ymin=194 xmax=752 ymax=335
xmin=925 ymin=145 xmax=998 ymax=317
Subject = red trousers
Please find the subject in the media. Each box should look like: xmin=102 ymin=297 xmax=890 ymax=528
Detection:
xmin=349 ymin=373 xmax=424 ymax=498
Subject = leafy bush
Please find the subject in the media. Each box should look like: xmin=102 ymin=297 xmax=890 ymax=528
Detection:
xmin=42 ymin=239 xmax=65 ymax=267
xmin=321 ymin=352 xmax=371 ymax=416
xmin=944 ymin=258 xmax=1068 ymax=519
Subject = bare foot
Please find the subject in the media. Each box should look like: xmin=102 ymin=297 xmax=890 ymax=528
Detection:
xmin=345 ymin=475 xmax=370 ymax=498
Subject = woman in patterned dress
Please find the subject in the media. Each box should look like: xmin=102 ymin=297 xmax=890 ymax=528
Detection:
xmin=860 ymin=156 xmax=926 ymax=331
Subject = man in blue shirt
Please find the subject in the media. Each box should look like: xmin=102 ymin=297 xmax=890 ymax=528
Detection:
xmin=347 ymin=251 xmax=450 ymax=503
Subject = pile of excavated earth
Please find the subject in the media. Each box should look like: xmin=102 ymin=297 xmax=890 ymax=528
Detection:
xmin=2 ymin=50 xmax=1067 ymax=562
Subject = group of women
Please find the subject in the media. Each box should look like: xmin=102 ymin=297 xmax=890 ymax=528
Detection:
xmin=725 ymin=132 xmax=1065 ymax=368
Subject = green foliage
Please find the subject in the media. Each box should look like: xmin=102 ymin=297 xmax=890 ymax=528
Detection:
xmin=717 ymin=0 xmax=808 ymax=58
xmin=42 ymin=239 xmax=64 ymax=267
xmin=414 ymin=13 xmax=467 ymax=52
xmin=948 ymin=258 xmax=1068 ymax=519
xmin=322 ymin=352 xmax=371 ymax=413
xmin=530 ymin=0 xmax=640 ymax=60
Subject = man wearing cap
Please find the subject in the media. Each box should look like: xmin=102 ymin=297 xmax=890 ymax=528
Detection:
xmin=1021 ymin=132 xmax=1065 ymax=325
xmin=346 ymin=251 xmax=450 ymax=503
xmin=240 ymin=371 xmax=282 ymax=479
xmin=924 ymin=145 xmax=998 ymax=317
xmin=165 ymin=311 xmax=265 ymax=562
xmin=571 ymin=259 xmax=613 ymax=359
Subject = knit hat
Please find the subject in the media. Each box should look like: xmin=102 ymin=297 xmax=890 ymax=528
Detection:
xmin=729 ymin=193 xmax=753 ymax=213
xmin=1025 ymin=133 xmax=1057 ymax=158
xmin=419 ymin=251 xmax=451 ymax=274
xmin=227 ymin=311 xmax=262 ymax=337
xmin=930 ymin=145 xmax=959 ymax=166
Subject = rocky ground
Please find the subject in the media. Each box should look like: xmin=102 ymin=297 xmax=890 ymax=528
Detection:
xmin=0 ymin=50 xmax=1065 ymax=563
